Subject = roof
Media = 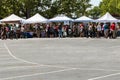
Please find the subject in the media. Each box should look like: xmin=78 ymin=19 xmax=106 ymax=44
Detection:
xmin=1 ymin=14 xmax=25 ymax=23
xmin=96 ymin=12 xmax=118 ymax=22
xmin=25 ymin=13 xmax=48 ymax=23
xmin=49 ymin=15 xmax=73 ymax=22
xmin=74 ymin=16 xmax=93 ymax=22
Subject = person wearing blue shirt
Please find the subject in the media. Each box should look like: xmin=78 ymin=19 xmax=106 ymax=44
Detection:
xmin=103 ymin=23 xmax=109 ymax=38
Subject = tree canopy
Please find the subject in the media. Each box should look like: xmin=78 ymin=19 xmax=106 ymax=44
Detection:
xmin=0 ymin=0 xmax=120 ymax=19
xmin=99 ymin=0 xmax=120 ymax=17
xmin=0 ymin=0 xmax=92 ymax=19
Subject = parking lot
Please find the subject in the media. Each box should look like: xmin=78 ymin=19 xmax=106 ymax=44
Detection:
xmin=0 ymin=38 xmax=120 ymax=80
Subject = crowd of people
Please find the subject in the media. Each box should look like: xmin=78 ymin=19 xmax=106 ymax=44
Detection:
xmin=0 ymin=22 xmax=120 ymax=40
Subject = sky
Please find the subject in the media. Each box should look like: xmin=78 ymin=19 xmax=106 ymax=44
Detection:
xmin=90 ymin=0 xmax=102 ymax=6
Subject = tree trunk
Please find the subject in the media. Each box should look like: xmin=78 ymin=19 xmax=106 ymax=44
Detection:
xmin=26 ymin=8 xmax=31 ymax=19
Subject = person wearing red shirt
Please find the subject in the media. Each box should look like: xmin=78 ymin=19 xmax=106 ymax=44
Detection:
xmin=110 ymin=23 xmax=116 ymax=39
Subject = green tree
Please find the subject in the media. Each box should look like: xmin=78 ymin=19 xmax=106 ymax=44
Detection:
xmin=88 ymin=6 xmax=101 ymax=19
xmin=0 ymin=0 xmax=92 ymax=19
xmin=19 ymin=0 xmax=52 ymax=18
xmin=0 ymin=0 xmax=21 ymax=18
xmin=55 ymin=0 xmax=91 ymax=18
xmin=75 ymin=0 xmax=91 ymax=17
xmin=19 ymin=0 xmax=38 ymax=18
xmin=100 ymin=0 xmax=120 ymax=17
xmin=35 ymin=0 xmax=52 ymax=18
xmin=0 ymin=0 xmax=3 ymax=18
xmin=43 ymin=0 xmax=60 ymax=18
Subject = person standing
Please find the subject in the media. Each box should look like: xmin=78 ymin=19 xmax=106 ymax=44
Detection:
xmin=20 ymin=26 xmax=25 ymax=38
xmin=96 ymin=23 xmax=102 ymax=38
xmin=84 ymin=23 xmax=89 ymax=38
xmin=54 ymin=25 xmax=58 ymax=37
xmin=49 ymin=25 xmax=54 ymax=38
xmin=58 ymin=23 xmax=63 ymax=38
xmin=13 ymin=24 xmax=18 ymax=39
xmin=80 ymin=24 xmax=84 ymax=37
xmin=110 ymin=23 xmax=116 ymax=39
xmin=103 ymin=23 xmax=109 ymax=38
xmin=1 ymin=26 xmax=7 ymax=40
xmin=72 ymin=24 xmax=77 ymax=37
xmin=88 ymin=23 xmax=92 ymax=38
xmin=35 ymin=24 xmax=41 ymax=38
xmin=91 ymin=24 xmax=96 ymax=38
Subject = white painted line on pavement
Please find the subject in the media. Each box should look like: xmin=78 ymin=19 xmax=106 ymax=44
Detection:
xmin=4 ymin=43 xmax=120 ymax=72
xmin=76 ymin=68 xmax=120 ymax=72
xmin=88 ymin=72 xmax=120 ymax=80
xmin=0 ymin=68 xmax=77 ymax=80
xmin=3 ymin=43 xmax=72 ymax=69
xmin=0 ymin=65 xmax=54 ymax=71
xmin=4 ymin=43 xmax=38 ymax=65
xmin=4 ymin=43 xmax=120 ymax=80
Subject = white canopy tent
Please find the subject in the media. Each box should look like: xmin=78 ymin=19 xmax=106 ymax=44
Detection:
xmin=1 ymin=14 xmax=25 ymax=23
xmin=49 ymin=15 xmax=73 ymax=22
xmin=74 ymin=16 xmax=93 ymax=22
xmin=96 ymin=12 xmax=118 ymax=22
xmin=25 ymin=13 xmax=48 ymax=24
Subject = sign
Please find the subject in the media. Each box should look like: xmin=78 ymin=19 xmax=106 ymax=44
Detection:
xmin=64 ymin=21 xmax=69 ymax=25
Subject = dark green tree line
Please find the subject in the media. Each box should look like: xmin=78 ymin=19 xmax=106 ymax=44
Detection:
xmin=0 ymin=0 xmax=92 ymax=19
xmin=99 ymin=0 xmax=120 ymax=17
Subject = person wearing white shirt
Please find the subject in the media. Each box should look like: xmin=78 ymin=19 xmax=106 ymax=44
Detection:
xmin=96 ymin=23 xmax=102 ymax=38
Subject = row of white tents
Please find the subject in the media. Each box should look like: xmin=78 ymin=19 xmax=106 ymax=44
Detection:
xmin=0 ymin=12 xmax=119 ymax=24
